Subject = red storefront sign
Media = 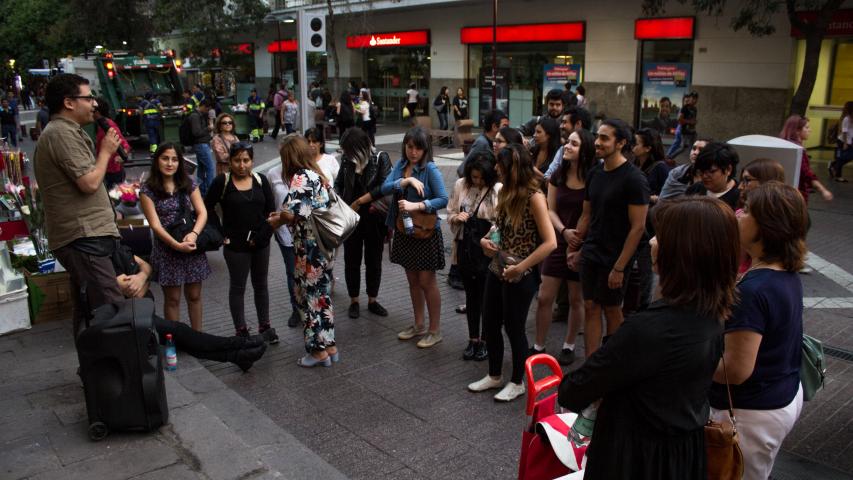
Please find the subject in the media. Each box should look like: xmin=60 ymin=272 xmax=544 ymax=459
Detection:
xmin=460 ymin=22 xmax=585 ymax=44
xmin=634 ymin=17 xmax=695 ymax=40
xmin=234 ymin=43 xmax=253 ymax=55
xmin=267 ymin=39 xmax=298 ymax=53
xmin=346 ymin=30 xmax=430 ymax=49
xmin=791 ymin=9 xmax=853 ymax=37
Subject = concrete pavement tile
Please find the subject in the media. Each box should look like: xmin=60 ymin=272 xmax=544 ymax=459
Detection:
xmin=30 ymin=436 xmax=179 ymax=480
xmin=0 ymin=368 xmax=79 ymax=399
xmin=383 ymin=467 xmax=428 ymax=480
xmin=0 ymin=434 xmax=61 ymax=479
xmin=127 ymin=463 xmax=203 ymax=480
xmin=0 ymin=396 xmax=32 ymax=422
xmin=163 ymin=373 xmax=199 ymax=408
xmin=789 ymin=381 xmax=853 ymax=456
xmin=52 ymin=401 xmax=87 ymax=426
xmin=47 ymin=420 xmax=169 ymax=466
xmin=26 ymin=382 xmax=82 ymax=410
xmin=316 ymin=431 xmax=406 ymax=477
xmin=0 ymin=408 xmax=60 ymax=443
xmin=198 ymin=388 xmax=293 ymax=449
xmin=252 ymin=443 xmax=348 ymax=480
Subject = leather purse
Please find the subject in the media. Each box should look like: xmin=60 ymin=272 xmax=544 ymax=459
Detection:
xmin=166 ymin=194 xmax=224 ymax=252
xmin=308 ymin=186 xmax=360 ymax=260
xmin=801 ymin=334 xmax=826 ymax=401
xmin=395 ymin=186 xmax=437 ymax=240
xmin=705 ymin=356 xmax=744 ymax=480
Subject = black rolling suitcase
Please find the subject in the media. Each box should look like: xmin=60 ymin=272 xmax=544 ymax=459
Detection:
xmin=75 ymin=296 xmax=169 ymax=441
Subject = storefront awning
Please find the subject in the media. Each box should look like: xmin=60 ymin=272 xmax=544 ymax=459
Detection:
xmin=460 ymin=22 xmax=585 ymax=44
xmin=634 ymin=17 xmax=695 ymax=40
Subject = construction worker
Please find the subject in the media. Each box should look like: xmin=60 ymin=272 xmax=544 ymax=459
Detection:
xmin=182 ymin=90 xmax=195 ymax=116
xmin=247 ymin=88 xmax=265 ymax=142
xmin=191 ymin=84 xmax=205 ymax=108
xmin=139 ymin=92 xmax=163 ymax=153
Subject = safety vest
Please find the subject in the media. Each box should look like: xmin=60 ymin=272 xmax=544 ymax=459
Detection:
xmin=248 ymin=96 xmax=265 ymax=111
xmin=141 ymin=100 xmax=161 ymax=120
xmin=184 ymin=98 xmax=195 ymax=113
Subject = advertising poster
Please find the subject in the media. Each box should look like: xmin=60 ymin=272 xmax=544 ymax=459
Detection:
xmin=542 ymin=64 xmax=582 ymax=94
xmin=639 ymin=62 xmax=691 ymax=135
xmin=478 ymin=67 xmax=510 ymax=122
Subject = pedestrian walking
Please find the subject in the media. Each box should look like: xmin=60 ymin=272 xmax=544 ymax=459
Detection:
xmin=282 ymin=93 xmax=298 ymax=135
xmin=140 ymin=143 xmax=212 ymax=331
xmin=381 ymin=127 xmax=449 ymax=349
xmin=211 ymin=113 xmax=239 ymax=177
xmin=780 ymin=115 xmax=833 ymax=202
xmin=533 ymin=129 xmax=596 ymax=366
xmin=405 ymin=83 xmax=419 ymax=120
xmin=829 ymin=101 xmax=853 ymax=182
xmin=468 ymin=143 xmax=557 ymax=402
xmin=336 ymin=91 xmax=355 ymax=138
xmin=269 ymin=84 xmax=287 ymax=139
xmin=269 ymin=135 xmax=339 ymax=367
xmin=559 ymin=196 xmax=739 ymax=479
xmin=354 ymin=90 xmax=376 ymax=146
xmin=710 ymin=182 xmax=808 ymax=480
xmin=188 ymin=99 xmax=215 ymax=196
xmin=447 ymin=151 xmax=501 ymax=361
xmin=247 ymin=88 xmax=265 ymax=142
xmin=205 ymin=142 xmax=277 ymax=342
xmin=335 ymin=127 xmax=392 ymax=319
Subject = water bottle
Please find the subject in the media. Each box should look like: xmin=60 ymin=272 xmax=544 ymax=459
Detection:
xmin=488 ymin=225 xmax=501 ymax=246
xmin=165 ymin=333 xmax=177 ymax=371
xmin=402 ymin=210 xmax=415 ymax=235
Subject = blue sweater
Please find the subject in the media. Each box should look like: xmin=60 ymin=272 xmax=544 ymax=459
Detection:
xmin=381 ymin=158 xmax=448 ymax=229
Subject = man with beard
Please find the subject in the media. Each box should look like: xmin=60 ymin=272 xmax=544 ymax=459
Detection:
xmin=519 ymin=89 xmax=565 ymax=137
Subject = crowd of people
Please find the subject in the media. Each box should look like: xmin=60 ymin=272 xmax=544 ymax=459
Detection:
xmin=33 ymin=73 xmax=846 ymax=479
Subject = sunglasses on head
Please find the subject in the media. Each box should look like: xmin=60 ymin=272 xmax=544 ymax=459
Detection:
xmin=229 ymin=141 xmax=254 ymax=156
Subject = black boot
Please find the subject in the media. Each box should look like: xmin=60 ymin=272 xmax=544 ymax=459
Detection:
xmin=463 ymin=340 xmax=477 ymax=360
xmin=228 ymin=343 xmax=268 ymax=372
xmin=473 ymin=341 xmax=488 ymax=361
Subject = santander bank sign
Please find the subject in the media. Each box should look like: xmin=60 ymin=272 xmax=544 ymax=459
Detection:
xmin=347 ymin=30 xmax=430 ymax=49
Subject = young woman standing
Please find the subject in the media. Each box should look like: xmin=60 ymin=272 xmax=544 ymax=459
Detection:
xmin=468 ymin=144 xmax=557 ymax=402
xmin=531 ymin=117 xmax=561 ymax=181
xmin=140 ymin=143 xmax=212 ymax=331
xmin=533 ymin=130 xmax=596 ymax=366
xmin=211 ymin=113 xmax=239 ymax=176
xmin=381 ymin=127 xmax=449 ymax=348
xmin=205 ymin=143 xmax=277 ymax=342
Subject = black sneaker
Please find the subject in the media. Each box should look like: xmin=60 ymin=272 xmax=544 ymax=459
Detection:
xmin=528 ymin=346 xmax=546 ymax=357
xmin=462 ymin=341 xmax=477 ymax=361
xmin=367 ymin=301 xmax=388 ymax=317
xmin=558 ymin=347 xmax=575 ymax=366
xmin=474 ymin=342 xmax=488 ymax=361
xmin=236 ymin=327 xmax=250 ymax=338
xmin=348 ymin=302 xmax=360 ymax=319
xmin=287 ymin=311 xmax=300 ymax=328
xmin=260 ymin=326 xmax=279 ymax=344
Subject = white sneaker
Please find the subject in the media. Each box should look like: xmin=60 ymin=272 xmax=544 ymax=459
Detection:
xmin=467 ymin=375 xmax=503 ymax=392
xmin=493 ymin=382 xmax=526 ymax=402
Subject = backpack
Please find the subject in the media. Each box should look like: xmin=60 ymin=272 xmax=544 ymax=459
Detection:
xmin=369 ymin=102 xmax=380 ymax=120
xmin=179 ymin=114 xmax=195 ymax=147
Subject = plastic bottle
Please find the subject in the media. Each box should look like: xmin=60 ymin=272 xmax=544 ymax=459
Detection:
xmin=165 ymin=333 xmax=177 ymax=371
xmin=488 ymin=225 xmax=501 ymax=246
xmin=402 ymin=210 xmax=415 ymax=235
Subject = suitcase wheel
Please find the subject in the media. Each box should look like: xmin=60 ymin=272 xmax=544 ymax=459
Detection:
xmin=88 ymin=422 xmax=109 ymax=441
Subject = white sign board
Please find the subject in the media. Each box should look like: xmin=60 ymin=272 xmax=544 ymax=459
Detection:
xmin=727 ymin=135 xmax=802 ymax=189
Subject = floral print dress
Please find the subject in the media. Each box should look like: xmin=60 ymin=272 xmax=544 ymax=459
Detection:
xmin=285 ymin=169 xmax=335 ymax=353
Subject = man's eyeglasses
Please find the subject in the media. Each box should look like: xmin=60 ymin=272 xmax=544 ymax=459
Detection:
xmin=66 ymin=94 xmax=96 ymax=102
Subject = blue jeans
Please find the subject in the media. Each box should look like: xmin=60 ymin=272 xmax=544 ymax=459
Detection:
xmin=277 ymin=242 xmax=298 ymax=311
xmin=194 ymin=143 xmax=215 ymax=196
xmin=2 ymin=124 xmax=17 ymax=147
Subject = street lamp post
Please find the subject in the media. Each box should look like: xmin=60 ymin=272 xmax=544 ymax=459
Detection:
xmin=492 ymin=0 xmax=497 ymax=110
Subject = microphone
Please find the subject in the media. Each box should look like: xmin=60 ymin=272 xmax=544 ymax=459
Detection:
xmin=96 ymin=117 xmax=129 ymax=162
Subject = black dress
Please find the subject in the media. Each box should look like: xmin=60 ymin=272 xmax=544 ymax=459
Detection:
xmin=558 ymin=301 xmax=723 ymax=480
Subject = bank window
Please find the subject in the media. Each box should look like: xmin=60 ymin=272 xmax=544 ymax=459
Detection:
xmin=637 ymin=39 xmax=694 ymax=136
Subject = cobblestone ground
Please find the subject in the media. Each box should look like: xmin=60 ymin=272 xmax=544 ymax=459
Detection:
xmin=142 ymin=138 xmax=853 ymax=479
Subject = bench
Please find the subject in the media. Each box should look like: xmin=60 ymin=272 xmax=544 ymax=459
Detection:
xmin=414 ymin=116 xmax=475 ymax=149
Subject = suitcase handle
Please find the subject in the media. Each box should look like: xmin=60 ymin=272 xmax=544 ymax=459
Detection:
xmin=524 ymin=353 xmax=563 ymax=416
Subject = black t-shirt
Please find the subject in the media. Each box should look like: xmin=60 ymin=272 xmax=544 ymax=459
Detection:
xmin=685 ymin=181 xmax=741 ymax=211
xmin=204 ymin=173 xmax=276 ymax=252
xmin=452 ymin=96 xmax=468 ymax=120
xmin=709 ymin=269 xmax=803 ymax=410
xmin=0 ymin=108 xmax=15 ymax=126
xmin=582 ymin=161 xmax=650 ymax=267
xmin=680 ymin=105 xmax=697 ymax=135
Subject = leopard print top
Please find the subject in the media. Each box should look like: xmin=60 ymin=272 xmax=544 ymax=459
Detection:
xmin=489 ymin=191 xmax=541 ymax=275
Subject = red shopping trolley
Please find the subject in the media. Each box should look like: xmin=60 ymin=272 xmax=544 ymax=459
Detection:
xmin=518 ymin=353 xmax=588 ymax=480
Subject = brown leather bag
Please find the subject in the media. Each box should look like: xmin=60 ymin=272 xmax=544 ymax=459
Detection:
xmin=395 ymin=185 xmax=437 ymax=240
xmin=705 ymin=356 xmax=744 ymax=480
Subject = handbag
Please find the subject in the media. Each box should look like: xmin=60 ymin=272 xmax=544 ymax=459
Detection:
xmin=402 ymin=106 xmax=411 ymax=119
xmin=308 ymin=185 xmax=360 ymax=260
xmin=166 ymin=194 xmax=224 ymax=252
xmin=801 ymin=334 xmax=826 ymax=401
xmin=705 ymin=356 xmax=744 ymax=480
xmin=456 ymin=189 xmax=493 ymax=276
xmin=395 ymin=185 xmax=437 ymax=240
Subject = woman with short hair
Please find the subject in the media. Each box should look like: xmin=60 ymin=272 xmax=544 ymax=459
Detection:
xmin=559 ymin=196 xmax=740 ymax=479
xmin=709 ymin=182 xmax=808 ymax=480
xmin=686 ymin=141 xmax=741 ymax=210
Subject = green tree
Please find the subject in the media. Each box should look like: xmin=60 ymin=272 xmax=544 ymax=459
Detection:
xmin=152 ymin=0 xmax=270 ymax=67
xmin=0 ymin=0 xmax=73 ymax=73
xmin=642 ymin=0 xmax=844 ymax=116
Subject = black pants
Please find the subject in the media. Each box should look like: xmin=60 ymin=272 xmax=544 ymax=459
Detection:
xmin=460 ymin=269 xmax=487 ymax=339
xmin=270 ymin=109 xmax=282 ymax=137
xmin=831 ymin=140 xmax=853 ymax=176
xmin=360 ymin=119 xmax=376 ymax=146
xmin=483 ymin=270 xmax=540 ymax=383
xmin=53 ymin=242 xmax=125 ymax=338
xmin=344 ymin=210 xmax=385 ymax=299
xmin=223 ymin=245 xmax=271 ymax=331
xmin=623 ymin=243 xmax=653 ymax=314
xmin=153 ymin=315 xmax=244 ymax=362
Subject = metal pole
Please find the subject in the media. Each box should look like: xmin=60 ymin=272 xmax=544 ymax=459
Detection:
xmin=492 ymin=0 xmax=497 ymax=110
xmin=297 ymin=9 xmax=310 ymax=134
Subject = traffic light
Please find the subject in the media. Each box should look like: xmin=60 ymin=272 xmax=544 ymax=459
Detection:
xmin=302 ymin=13 xmax=326 ymax=52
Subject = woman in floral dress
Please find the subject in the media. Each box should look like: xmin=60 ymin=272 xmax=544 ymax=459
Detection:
xmin=268 ymin=134 xmax=338 ymax=367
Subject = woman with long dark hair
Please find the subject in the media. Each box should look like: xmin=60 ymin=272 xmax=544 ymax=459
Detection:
xmin=381 ymin=126 xmax=449 ymax=348
xmin=531 ymin=116 xmax=561 ymax=179
xmin=336 ymin=91 xmax=355 ymax=138
xmin=434 ymin=86 xmax=450 ymax=145
xmin=559 ymin=196 xmax=739 ymax=479
xmin=632 ymin=128 xmax=669 ymax=204
xmin=140 ymin=143 xmax=211 ymax=331
xmin=468 ymin=144 xmax=556 ymax=402
xmin=205 ymin=142 xmax=277 ymax=342
xmin=779 ymin=115 xmax=833 ymax=202
xmin=268 ymin=135 xmax=339 ymax=367
xmin=533 ymin=129 xmax=596 ymax=366
xmin=447 ymin=151 xmax=501 ymax=361
xmin=336 ymin=127 xmax=392 ymax=319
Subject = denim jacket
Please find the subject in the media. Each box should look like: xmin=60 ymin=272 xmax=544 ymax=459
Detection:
xmin=380 ymin=158 xmax=448 ymax=229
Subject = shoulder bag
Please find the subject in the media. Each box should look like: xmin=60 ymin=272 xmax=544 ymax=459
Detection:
xmin=705 ymin=356 xmax=744 ymax=480
xmin=801 ymin=333 xmax=826 ymax=401
xmin=395 ymin=185 xmax=437 ymax=240
xmin=308 ymin=185 xmax=360 ymax=260
xmin=456 ymin=188 xmax=493 ymax=276
xmin=166 ymin=193 xmax=223 ymax=252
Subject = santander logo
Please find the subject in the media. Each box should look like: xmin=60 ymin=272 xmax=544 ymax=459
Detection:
xmin=371 ymin=35 xmax=401 ymax=46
